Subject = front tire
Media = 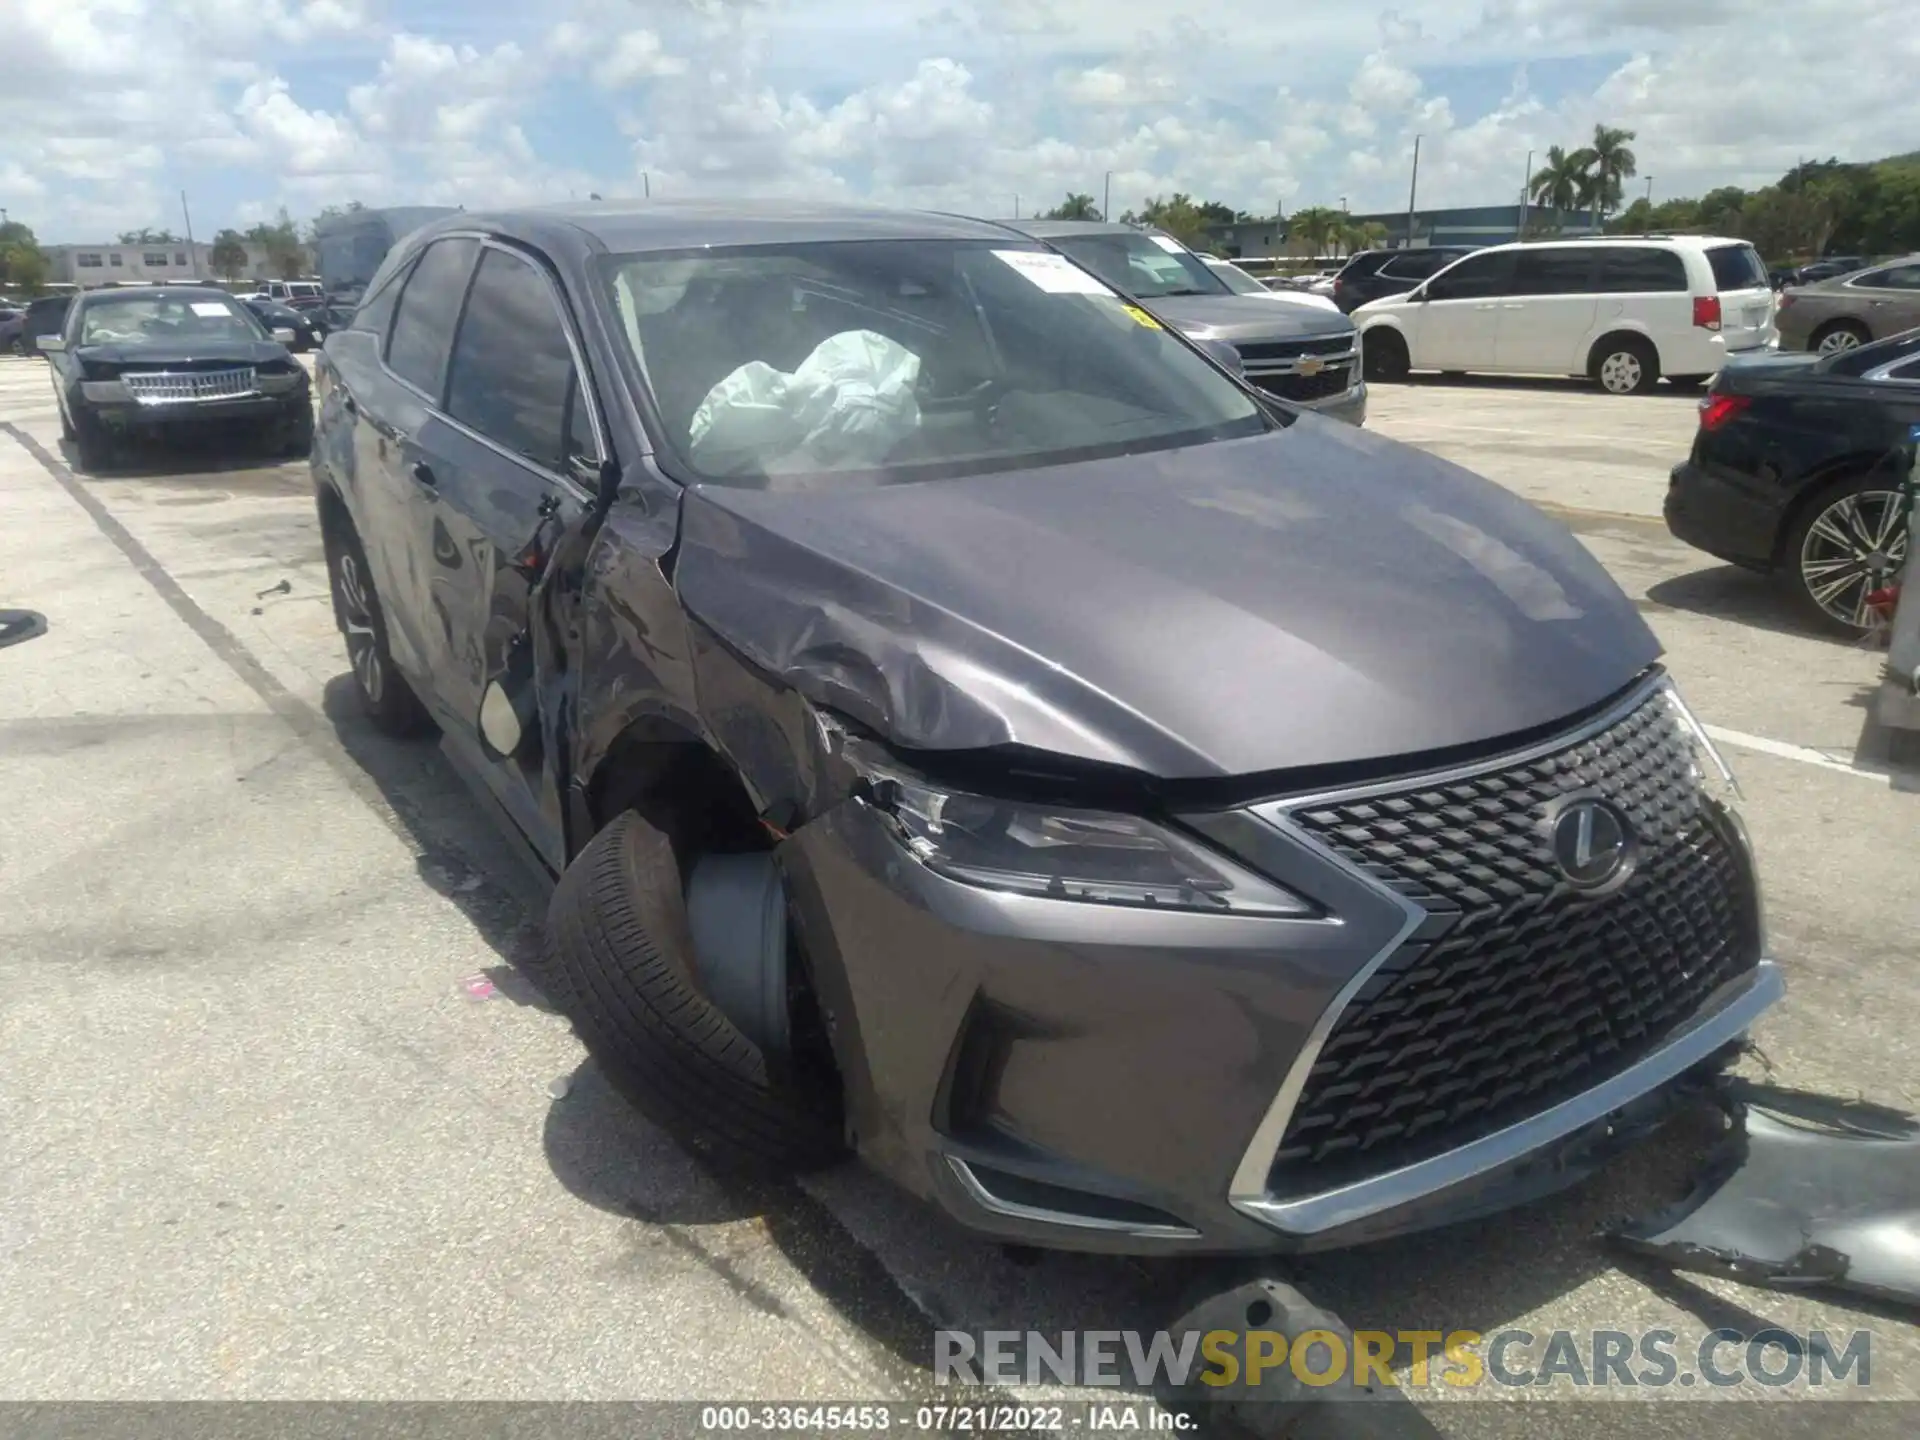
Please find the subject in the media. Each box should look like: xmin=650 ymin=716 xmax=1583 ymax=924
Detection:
xmin=324 ymin=526 xmax=434 ymax=736
xmin=542 ymin=811 xmax=845 ymax=1176
xmin=1784 ymin=474 xmax=1910 ymax=635
xmin=71 ymin=406 xmax=111 ymax=471
xmin=1592 ymin=335 xmax=1659 ymax=395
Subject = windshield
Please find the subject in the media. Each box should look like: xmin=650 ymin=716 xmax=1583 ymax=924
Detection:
xmin=1207 ymin=261 xmax=1269 ymax=296
xmin=1043 ymin=232 xmax=1229 ymax=299
xmin=78 ymin=294 xmax=262 ymax=347
xmin=605 ymin=239 xmax=1267 ymax=490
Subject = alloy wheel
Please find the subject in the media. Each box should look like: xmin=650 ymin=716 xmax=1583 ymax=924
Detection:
xmin=1599 ymin=350 xmax=1643 ymax=394
xmin=1799 ymin=489 xmax=1909 ymax=629
xmin=335 ymin=552 xmax=386 ymax=702
xmin=1815 ymin=328 xmax=1863 ymax=356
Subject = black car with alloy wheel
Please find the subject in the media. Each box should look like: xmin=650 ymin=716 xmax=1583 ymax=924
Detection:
xmin=311 ymin=201 xmax=1775 ymax=1256
xmin=42 ymin=286 xmax=312 ymax=470
xmin=1665 ymin=329 xmax=1920 ymax=634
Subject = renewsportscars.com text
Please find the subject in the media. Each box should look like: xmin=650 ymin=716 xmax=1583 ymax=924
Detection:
xmin=935 ymin=1327 xmax=1874 ymax=1391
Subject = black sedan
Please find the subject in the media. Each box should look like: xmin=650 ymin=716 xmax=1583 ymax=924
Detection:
xmin=1665 ymin=328 xmax=1918 ymax=633
xmin=243 ymin=296 xmax=323 ymax=351
xmin=42 ymin=286 xmax=312 ymax=469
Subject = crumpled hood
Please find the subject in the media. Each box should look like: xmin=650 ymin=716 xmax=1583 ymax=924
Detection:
xmin=673 ymin=415 xmax=1660 ymax=779
xmin=1148 ymin=294 xmax=1356 ymax=345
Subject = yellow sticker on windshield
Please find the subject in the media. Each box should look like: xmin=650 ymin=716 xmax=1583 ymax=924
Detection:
xmin=1121 ymin=304 xmax=1161 ymax=330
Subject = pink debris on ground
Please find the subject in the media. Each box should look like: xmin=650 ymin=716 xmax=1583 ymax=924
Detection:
xmin=460 ymin=974 xmax=498 ymax=1001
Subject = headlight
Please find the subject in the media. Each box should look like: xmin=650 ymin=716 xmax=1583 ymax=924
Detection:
xmin=857 ymin=761 xmax=1312 ymax=916
xmin=1661 ymin=681 xmax=1743 ymax=808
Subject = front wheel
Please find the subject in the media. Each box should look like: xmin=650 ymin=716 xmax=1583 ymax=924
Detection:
xmin=1784 ymin=475 xmax=1910 ymax=635
xmin=71 ymin=406 xmax=111 ymax=471
xmin=324 ymin=527 xmax=435 ymax=736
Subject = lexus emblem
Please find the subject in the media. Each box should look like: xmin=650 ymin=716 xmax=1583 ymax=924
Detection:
xmin=1550 ymin=799 xmax=1633 ymax=888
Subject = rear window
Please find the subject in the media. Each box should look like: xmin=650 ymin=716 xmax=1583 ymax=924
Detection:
xmin=1596 ymin=247 xmax=1687 ymax=293
xmin=1707 ymin=244 xmax=1766 ymax=292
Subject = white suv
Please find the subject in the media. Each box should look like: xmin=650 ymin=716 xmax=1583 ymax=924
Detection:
xmin=1353 ymin=236 xmax=1775 ymax=394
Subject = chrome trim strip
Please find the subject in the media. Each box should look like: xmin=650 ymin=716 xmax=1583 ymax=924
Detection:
xmin=946 ymin=1158 xmax=1202 ymax=1241
xmin=1237 ymin=962 xmax=1781 ymax=1236
xmin=1254 ymin=667 xmax=1670 ymax=816
xmin=1224 ymin=666 xmax=1772 ymax=1234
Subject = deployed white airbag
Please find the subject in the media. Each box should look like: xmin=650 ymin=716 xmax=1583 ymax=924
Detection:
xmin=689 ymin=329 xmax=922 ymax=475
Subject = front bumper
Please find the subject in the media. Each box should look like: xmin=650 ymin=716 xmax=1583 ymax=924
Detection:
xmin=1301 ymin=382 xmax=1367 ymax=426
xmin=784 ymin=674 xmax=1780 ymax=1255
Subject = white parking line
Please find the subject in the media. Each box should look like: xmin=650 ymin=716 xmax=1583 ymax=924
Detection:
xmin=1702 ymin=722 xmax=1890 ymax=782
xmin=1395 ymin=420 xmax=1689 ymax=448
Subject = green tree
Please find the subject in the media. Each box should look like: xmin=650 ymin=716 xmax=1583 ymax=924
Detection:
xmin=209 ymin=229 xmax=249 ymax=281
xmin=245 ymin=207 xmax=307 ymax=279
xmin=1042 ymin=193 xmax=1102 ymax=221
xmin=1581 ymin=124 xmax=1639 ymax=226
xmin=1696 ymin=186 xmax=1749 ymax=234
xmin=0 ymin=220 xmax=48 ymax=292
xmin=116 ymin=227 xmax=179 ymax=245
xmin=305 ymin=200 xmax=368 ymax=242
xmin=1121 ymin=193 xmax=1209 ymax=247
xmin=1286 ymin=206 xmax=1344 ymax=258
xmin=1193 ymin=199 xmax=1238 ymax=227
xmin=1343 ymin=219 xmax=1389 ymax=252
xmin=1529 ymin=145 xmax=1585 ymax=231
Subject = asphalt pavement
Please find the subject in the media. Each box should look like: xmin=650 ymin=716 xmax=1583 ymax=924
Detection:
xmin=1 ymin=355 xmax=1915 ymax=1437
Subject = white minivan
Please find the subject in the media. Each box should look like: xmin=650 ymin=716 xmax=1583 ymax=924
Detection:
xmin=1353 ymin=236 xmax=1775 ymax=394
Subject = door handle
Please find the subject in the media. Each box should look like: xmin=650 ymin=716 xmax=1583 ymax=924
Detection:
xmin=411 ymin=461 xmax=438 ymax=490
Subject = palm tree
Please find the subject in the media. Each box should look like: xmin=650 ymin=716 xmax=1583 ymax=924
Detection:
xmin=1288 ymin=206 xmax=1342 ymax=258
xmin=1345 ymin=219 xmax=1389 ymax=252
xmin=1529 ymin=146 xmax=1584 ymax=232
xmin=1582 ymin=124 xmax=1638 ymax=229
xmin=1046 ymin=192 xmax=1102 ymax=221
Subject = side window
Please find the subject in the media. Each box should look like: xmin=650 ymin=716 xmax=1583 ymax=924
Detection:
xmin=1596 ymin=247 xmax=1687 ymax=293
xmin=1512 ymin=247 xmax=1600 ymax=296
xmin=444 ymin=247 xmax=589 ymax=472
xmin=1861 ymin=264 xmax=1920 ymax=291
xmin=1425 ymin=251 xmax=1515 ymax=301
xmin=352 ymin=253 xmax=417 ymax=335
xmin=385 ymin=238 xmax=479 ymax=399
xmin=1382 ymin=252 xmax=1446 ymax=280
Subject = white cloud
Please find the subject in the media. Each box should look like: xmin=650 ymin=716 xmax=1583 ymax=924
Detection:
xmin=0 ymin=0 xmax=1913 ymax=243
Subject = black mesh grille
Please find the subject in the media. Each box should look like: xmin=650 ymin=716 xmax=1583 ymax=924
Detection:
xmin=1250 ymin=365 xmax=1354 ymax=402
xmin=1269 ymin=687 xmax=1761 ymax=1195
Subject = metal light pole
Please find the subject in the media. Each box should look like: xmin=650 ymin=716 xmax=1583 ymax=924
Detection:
xmin=1518 ymin=149 xmax=1532 ymax=239
xmin=1013 ymin=195 xmax=1020 ymax=219
xmin=1103 ymin=171 xmax=1112 ymax=221
xmin=642 ymin=172 xmax=651 ymax=198
xmin=1645 ymin=176 xmax=1654 ymax=204
xmin=1406 ymin=135 xmax=1422 ymax=247
xmin=179 ymin=191 xmax=197 ymax=277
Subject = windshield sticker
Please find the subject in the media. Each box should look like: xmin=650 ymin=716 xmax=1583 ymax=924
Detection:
xmin=1121 ymin=304 xmax=1162 ymax=330
xmin=991 ymin=250 xmax=1114 ymax=295
xmin=190 ymin=302 xmax=231 ymax=318
xmin=1149 ymin=234 xmax=1188 ymax=254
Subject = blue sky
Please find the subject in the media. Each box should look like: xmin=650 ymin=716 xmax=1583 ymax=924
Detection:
xmin=2 ymin=0 xmax=1912 ymax=243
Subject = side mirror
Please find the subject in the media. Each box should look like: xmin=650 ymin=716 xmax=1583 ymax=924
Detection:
xmin=271 ymin=327 xmax=297 ymax=344
xmin=36 ymin=335 xmax=63 ymax=352
xmin=1197 ymin=336 xmax=1245 ymax=376
xmin=569 ymin=452 xmax=622 ymax=508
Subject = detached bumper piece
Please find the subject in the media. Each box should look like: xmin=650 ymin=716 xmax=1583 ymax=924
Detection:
xmin=0 ymin=609 xmax=48 ymax=651
xmin=1606 ymin=1080 xmax=1920 ymax=1309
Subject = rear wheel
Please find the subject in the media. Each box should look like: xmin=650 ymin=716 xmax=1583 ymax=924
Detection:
xmin=1810 ymin=320 xmax=1869 ymax=357
xmin=1362 ymin=328 xmax=1409 ymax=382
xmin=324 ymin=526 xmax=435 ymax=736
xmin=1785 ymin=475 xmax=1909 ymax=635
xmin=1592 ymin=335 xmax=1659 ymax=396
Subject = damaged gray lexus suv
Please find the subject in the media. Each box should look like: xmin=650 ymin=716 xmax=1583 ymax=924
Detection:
xmin=312 ymin=200 xmax=1781 ymax=1254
